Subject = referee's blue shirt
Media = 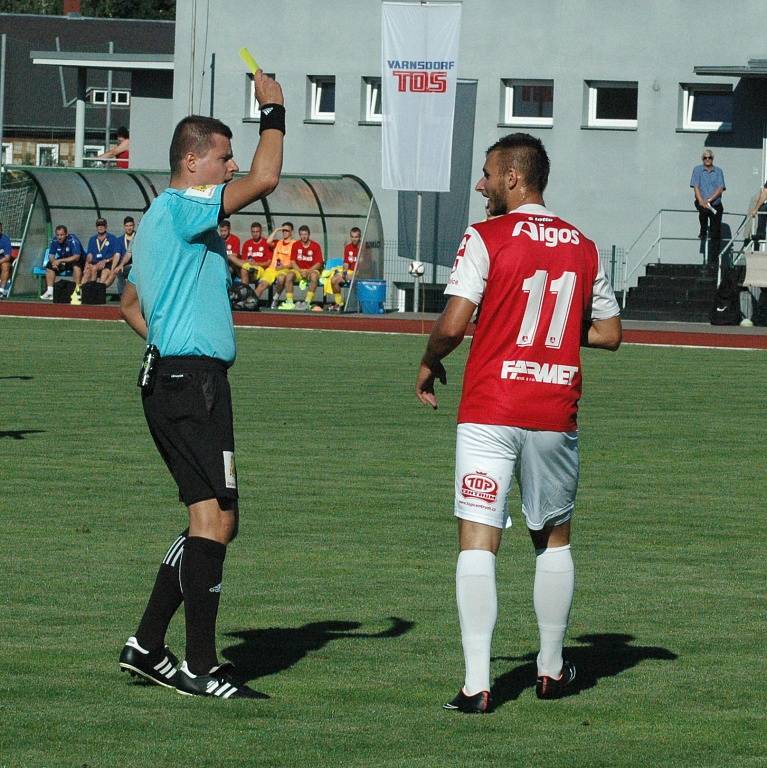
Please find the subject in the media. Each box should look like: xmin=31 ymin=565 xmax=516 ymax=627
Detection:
xmin=128 ymin=183 xmax=235 ymax=365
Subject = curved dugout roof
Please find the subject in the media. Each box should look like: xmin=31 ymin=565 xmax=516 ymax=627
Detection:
xmin=9 ymin=167 xmax=383 ymax=295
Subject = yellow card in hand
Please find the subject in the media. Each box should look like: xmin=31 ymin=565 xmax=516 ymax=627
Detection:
xmin=239 ymin=48 xmax=260 ymax=76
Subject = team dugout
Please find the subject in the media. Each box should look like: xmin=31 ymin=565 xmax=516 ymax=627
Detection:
xmin=6 ymin=167 xmax=383 ymax=298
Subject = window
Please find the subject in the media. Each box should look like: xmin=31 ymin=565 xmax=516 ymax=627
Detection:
xmin=586 ymin=81 xmax=638 ymax=128
xmin=501 ymin=79 xmax=553 ymax=126
xmin=680 ymin=85 xmax=733 ymax=131
xmin=36 ymin=144 xmax=59 ymax=166
xmin=308 ymin=76 xmax=336 ymax=121
xmin=362 ymin=77 xmax=382 ymax=123
xmin=89 ymin=88 xmax=131 ymax=106
xmin=1 ymin=142 xmax=12 ymax=165
xmin=245 ymin=73 xmax=276 ymax=119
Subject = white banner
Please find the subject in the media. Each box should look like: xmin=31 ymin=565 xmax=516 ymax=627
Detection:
xmin=381 ymin=2 xmax=462 ymax=192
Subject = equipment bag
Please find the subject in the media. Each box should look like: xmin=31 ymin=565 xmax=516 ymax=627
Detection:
xmin=710 ymin=271 xmax=742 ymax=326
xmin=53 ymin=280 xmax=75 ymax=303
xmin=81 ymin=282 xmax=107 ymax=305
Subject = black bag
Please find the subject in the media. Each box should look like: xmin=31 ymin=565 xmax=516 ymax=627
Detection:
xmin=81 ymin=282 xmax=107 ymax=305
xmin=53 ymin=280 xmax=75 ymax=303
xmin=230 ymin=283 xmax=259 ymax=311
xmin=753 ymin=290 xmax=767 ymax=326
xmin=709 ymin=271 xmax=742 ymax=326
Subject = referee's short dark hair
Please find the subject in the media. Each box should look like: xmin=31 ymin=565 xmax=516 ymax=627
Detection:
xmin=169 ymin=115 xmax=233 ymax=174
xmin=487 ymin=133 xmax=550 ymax=194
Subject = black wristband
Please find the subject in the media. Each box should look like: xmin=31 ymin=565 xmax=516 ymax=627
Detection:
xmin=259 ymin=103 xmax=286 ymax=135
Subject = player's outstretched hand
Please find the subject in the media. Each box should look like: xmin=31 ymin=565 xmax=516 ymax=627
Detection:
xmin=416 ymin=359 xmax=447 ymax=409
xmin=253 ymin=69 xmax=283 ymax=107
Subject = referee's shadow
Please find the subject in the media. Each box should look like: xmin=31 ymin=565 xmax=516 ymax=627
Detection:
xmin=490 ymin=633 xmax=678 ymax=710
xmin=221 ymin=616 xmax=414 ymax=684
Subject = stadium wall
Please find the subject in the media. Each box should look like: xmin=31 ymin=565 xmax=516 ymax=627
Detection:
xmin=171 ymin=0 xmax=767 ymax=263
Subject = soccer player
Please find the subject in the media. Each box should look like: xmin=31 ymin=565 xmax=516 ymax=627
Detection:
xmin=83 ymin=218 xmax=122 ymax=287
xmin=0 ymin=222 xmax=13 ymax=297
xmin=219 ymin=219 xmax=241 ymax=272
xmin=254 ymin=222 xmax=295 ymax=307
xmin=39 ymin=225 xmax=85 ymax=301
xmin=329 ymin=227 xmax=361 ymax=311
xmin=118 ymin=70 xmax=284 ymax=700
xmin=235 ymin=221 xmax=272 ymax=285
xmin=282 ymin=225 xmax=324 ymax=310
xmin=105 ymin=216 xmax=136 ymax=292
xmin=416 ymin=133 xmax=622 ymax=714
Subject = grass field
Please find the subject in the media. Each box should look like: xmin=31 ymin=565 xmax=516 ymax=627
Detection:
xmin=2 ymin=316 xmax=765 ymax=768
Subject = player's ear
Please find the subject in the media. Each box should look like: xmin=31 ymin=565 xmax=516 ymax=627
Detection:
xmin=184 ymin=152 xmax=197 ymax=173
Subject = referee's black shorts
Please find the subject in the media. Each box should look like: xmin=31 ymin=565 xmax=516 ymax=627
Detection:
xmin=142 ymin=355 xmax=238 ymax=507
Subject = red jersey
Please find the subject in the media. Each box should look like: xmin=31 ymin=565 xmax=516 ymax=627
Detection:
xmin=342 ymin=242 xmax=359 ymax=270
xmin=445 ymin=205 xmax=619 ymax=432
xmin=291 ymin=239 xmax=323 ymax=270
xmin=116 ymin=150 xmax=129 ymax=169
xmin=241 ymin=237 xmax=272 ymax=266
xmin=223 ymin=234 xmax=240 ymax=257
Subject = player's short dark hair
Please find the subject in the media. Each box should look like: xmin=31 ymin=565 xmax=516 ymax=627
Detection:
xmin=169 ymin=115 xmax=233 ymax=174
xmin=487 ymin=133 xmax=550 ymax=194
xmin=250 ymin=221 xmax=262 ymax=229
xmin=116 ymin=126 xmax=129 ymax=140
xmin=220 ymin=219 xmax=231 ymax=228
xmin=298 ymin=225 xmax=310 ymax=234
xmin=350 ymin=227 xmax=361 ymax=235
xmin=123 ymin=216 xmax=134 ymax=224
xmin=281 ymin=221 xmax=294 ymax=230
xmin=55 ymin=224 xmax=68 ymax=234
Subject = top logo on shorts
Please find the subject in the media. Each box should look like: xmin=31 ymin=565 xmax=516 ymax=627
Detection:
xmin=461 ymin=471 xmax=499 ymax=503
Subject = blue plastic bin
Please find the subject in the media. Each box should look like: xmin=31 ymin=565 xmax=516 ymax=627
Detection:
xmin=356 ymin=279 xmax=386 ymax=314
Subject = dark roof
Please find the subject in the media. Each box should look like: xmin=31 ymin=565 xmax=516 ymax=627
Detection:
xmin=0 ymin=13 xmax=174 ymax=136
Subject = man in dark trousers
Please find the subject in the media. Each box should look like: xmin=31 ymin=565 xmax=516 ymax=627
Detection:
xmin=119 ymin=70 xmax=285 ymax=700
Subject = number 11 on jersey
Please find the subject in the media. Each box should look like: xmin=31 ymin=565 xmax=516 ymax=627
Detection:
xmin=516 ymin=270 xmax=577 ymax=349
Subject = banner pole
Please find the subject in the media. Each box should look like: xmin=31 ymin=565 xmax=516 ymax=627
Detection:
xmin=414 ymin=190 xmax=422 ymax=313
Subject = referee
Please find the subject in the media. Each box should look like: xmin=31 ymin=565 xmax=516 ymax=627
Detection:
xmin=118 ymin=70 xmax=284 ymax=700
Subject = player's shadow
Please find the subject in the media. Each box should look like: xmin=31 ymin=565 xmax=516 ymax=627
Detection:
xmin=490 ymin=633 xmax=677 ymax=709
xmin=0 ymin=429 xmax=45 ymax=440
xmin=0 ymin=375 xmax=33 ymax=380
xmin=222 ymin=616 xmax=414 ymax=683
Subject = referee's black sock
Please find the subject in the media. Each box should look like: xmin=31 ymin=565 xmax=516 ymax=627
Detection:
xmin=135 ymin=530 xmax=187 ymax=651
xmin=181 ymin=536 xmax=227 ymax=675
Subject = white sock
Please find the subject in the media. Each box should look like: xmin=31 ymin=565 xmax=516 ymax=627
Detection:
xmin=456 ymin=549 xmax=497 ymax=695
xmin=534 ymin=544 xmax=575 ymax=678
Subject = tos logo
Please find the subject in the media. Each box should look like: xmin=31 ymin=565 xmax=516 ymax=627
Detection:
xmin=461 ymin=471 xmax=499 ymax=504
xmin=386 ymin=59 xmax=455 ymax=93
xmin=392 ymin=70 xmax=447 ymax=93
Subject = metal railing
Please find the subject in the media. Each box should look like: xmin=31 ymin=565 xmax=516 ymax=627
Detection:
xmin=620 ymin=207 xmax=752 ymax=306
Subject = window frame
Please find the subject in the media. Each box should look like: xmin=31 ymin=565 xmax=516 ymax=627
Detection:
xmin=1 ymin=142 xmax=12 ymax=165
xmin=308 ymin=75 xmax=336 ymax=122
xmin=680 ymin=84 xmax=733 ymax=132
xmin=36 ymin=143 xmax=59 ymax=166
xmin=244 ymin=72 xmax=276 ymax=120
xmin=501 ymin=78 xmax=554 ymax=127
xmin=585 ymin=80 xmax=638 ymax=129
xmin=362 ymin=76 xmax=382 ymax=123
xmin=89 ymin=88 xmax=131 ymax=106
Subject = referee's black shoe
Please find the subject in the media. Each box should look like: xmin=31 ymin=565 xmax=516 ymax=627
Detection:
xmin=119 ymin=636 xmax=179 ymax=688
xmin=175 ymin=661 xmax=269 ymax=700
xmin=443 ymin=688 xmax=491 ymax=714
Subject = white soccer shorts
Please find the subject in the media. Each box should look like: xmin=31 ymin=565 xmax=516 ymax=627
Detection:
xmin=454 ymin=423 xmax=579 ymax=531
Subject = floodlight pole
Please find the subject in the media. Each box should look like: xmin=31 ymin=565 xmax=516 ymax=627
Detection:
xmin=413 ymin=190 xmax=422 ymax=313
xmin=74 ymin=67 xmax=86 ymax=167
xmin=0 ymin=33 xmax=6 ymax=189
xmin=104 ymin=41 xmax=114 ymax=154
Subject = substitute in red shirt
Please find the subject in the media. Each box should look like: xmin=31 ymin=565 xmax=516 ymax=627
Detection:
xmin=282 ymin=225 xmax=324 ymax=309
xmin=235 ymin=221 xmax=272 ymax=285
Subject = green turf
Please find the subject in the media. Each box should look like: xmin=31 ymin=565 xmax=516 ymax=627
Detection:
xmin=1 ymin=317 xmax=765 ymax=768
